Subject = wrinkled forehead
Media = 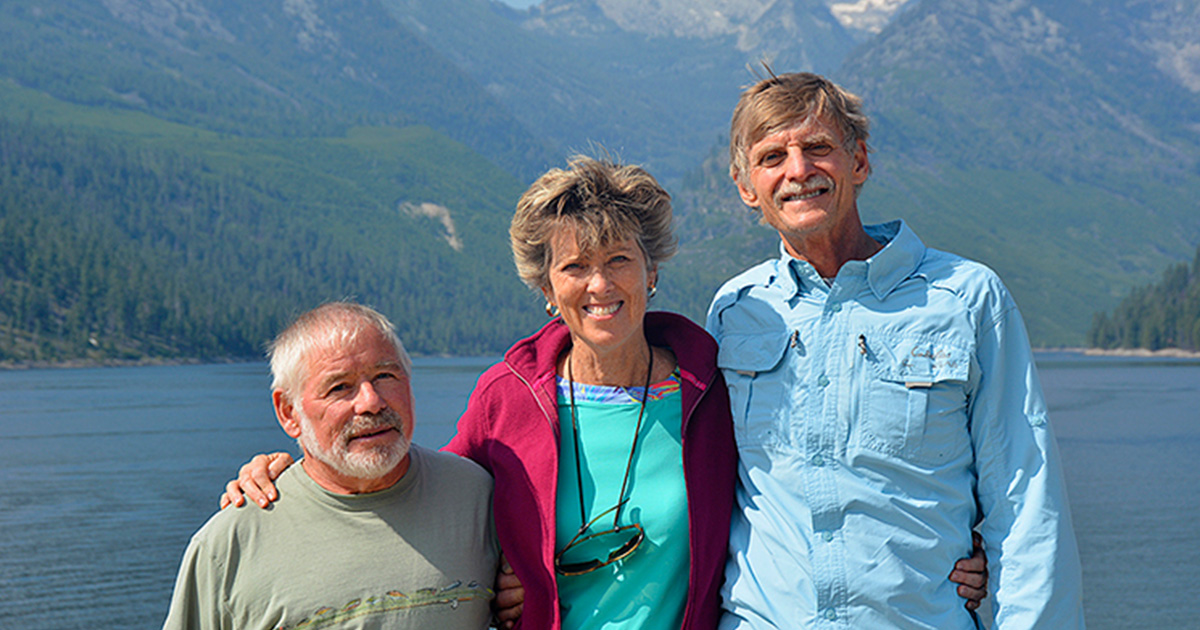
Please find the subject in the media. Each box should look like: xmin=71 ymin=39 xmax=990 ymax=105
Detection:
xmin=755 ymin=111 xmax=844 ymax=149
xmin=301 ymin=326 xmax=402 ymax=383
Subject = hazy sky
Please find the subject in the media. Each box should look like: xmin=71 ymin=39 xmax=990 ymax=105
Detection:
xmin=497 ymin=0 xmax=541 ymax=8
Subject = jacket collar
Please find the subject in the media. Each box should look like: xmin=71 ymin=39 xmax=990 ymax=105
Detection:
xmin=502 ymin=311 xmax=718 ymax=391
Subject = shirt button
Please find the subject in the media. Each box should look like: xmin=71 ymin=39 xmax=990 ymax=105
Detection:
xmin=822 ymin=531 xmax=834 ymax=542
xmin=811 ymin=454 xmax=825 ymax=467
xmin=829 ymin=302 xmax=842 ymax=313
xmin=817 ymin=374 xmax=830 ymax=387
xmin=824 ymin=609 xmax=837 ymax=621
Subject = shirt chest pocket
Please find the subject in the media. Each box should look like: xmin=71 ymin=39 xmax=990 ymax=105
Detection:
xmin=858 ymin=335 xmax=972 ymax=466
xmin=717 ymin=331 xmax=793 ymax=450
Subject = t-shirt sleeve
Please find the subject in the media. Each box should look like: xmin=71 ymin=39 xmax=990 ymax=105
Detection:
xmin=162 ymin=534 xmax=229 ymax=630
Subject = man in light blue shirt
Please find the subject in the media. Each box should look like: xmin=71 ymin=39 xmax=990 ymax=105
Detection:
xmin=707 ymin=72 xmax=1085 ymax=629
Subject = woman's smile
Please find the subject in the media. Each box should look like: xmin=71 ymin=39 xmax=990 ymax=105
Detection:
xmin=583 ymin=301 xmax=622 ymax=317
xmin=542 ymin=226 xmax=656 ymax=372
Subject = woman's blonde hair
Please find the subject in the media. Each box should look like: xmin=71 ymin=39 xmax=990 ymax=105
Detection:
xmin=510 ymin=156 xmax=677 ymax=291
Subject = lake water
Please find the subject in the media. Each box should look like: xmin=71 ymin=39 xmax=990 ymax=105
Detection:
xmin=0 ymin=353 xmax=1196 ymax=629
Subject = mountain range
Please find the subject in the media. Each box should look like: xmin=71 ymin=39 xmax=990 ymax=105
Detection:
xmin=1 ymin=0 xmax=1197 ymax=363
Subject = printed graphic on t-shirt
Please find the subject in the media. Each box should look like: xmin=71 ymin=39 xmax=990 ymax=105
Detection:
xmin=278 ymin=580 xmax=493 ymax=629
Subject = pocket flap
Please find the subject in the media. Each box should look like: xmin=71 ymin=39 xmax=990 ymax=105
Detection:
xmin=717 ymin=331 xmax=791 ymax=375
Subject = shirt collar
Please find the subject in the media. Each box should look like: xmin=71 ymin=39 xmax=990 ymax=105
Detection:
xmin=864 ymin=220 xmax=925 ymax=299
xmin=778 ymin=220 xmax=926 ymax=300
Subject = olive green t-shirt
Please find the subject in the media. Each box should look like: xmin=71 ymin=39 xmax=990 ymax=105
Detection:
xmin=163 ymin=445 xmax=498 ymax=630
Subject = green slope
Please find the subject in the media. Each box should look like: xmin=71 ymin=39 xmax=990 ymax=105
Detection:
xmin=860 ymin=162 xmax=1200 ymax=347
xmin=0 ymin=0 xmax=554 ymax=180
xmin=0 ymin=81 xmax=543 ymax=364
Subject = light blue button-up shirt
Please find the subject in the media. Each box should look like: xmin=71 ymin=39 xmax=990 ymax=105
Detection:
xmin=706 ymin=221 xmax=1084 ymax=629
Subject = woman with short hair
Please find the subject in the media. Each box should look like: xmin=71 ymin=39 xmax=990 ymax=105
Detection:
xmin=220 ymin=156 xmax=986 ymax=630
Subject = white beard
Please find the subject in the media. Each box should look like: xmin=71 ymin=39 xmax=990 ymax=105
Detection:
xmin=296 ymin=407 xmax=411 ymax=480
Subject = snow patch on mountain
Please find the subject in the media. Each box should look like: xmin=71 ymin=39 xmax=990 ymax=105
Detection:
xmin=826 ymin=0 xmax=910 ymax=35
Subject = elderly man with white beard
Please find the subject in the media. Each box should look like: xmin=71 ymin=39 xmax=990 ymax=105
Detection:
xmin=163 ymin=302 xmax=498 ymax=630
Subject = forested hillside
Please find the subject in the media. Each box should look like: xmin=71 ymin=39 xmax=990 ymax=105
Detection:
xmin=0 ymin=0 xmax=564 ymax=366
xmin=0 ymin=110 xmax=543 ymax=365
xmin=1088 ymin=246 xmax=1200 ymax=352
xmin=4 ymin=0 xmax=1200 ymax=363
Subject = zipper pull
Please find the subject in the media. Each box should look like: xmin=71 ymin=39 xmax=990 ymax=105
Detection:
xmin=858 ymin=334 xmax=868 ymax=356
xmin=790 ymin=330 xmax=800 ymax=348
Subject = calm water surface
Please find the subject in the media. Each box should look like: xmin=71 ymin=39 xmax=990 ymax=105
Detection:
xmin=0 ymin=354 xmax=1196 ymax=629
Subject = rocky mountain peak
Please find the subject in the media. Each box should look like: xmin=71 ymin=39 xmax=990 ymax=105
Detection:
xmin=99 ymin=0 xmax=234 ymax=44
xmin=1135 ymin=1 xmax=1200 ymax=94
xmin=523 ymin=0 xmax=912 ymax=41
xmin=594 ymin=0 xmax=772 ymax=37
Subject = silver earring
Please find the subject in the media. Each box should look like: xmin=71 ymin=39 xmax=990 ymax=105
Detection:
xmin=647 ymin=284 xmax=657 ymax=299
xmin=546 ymin=302 xmax=560 ymax=317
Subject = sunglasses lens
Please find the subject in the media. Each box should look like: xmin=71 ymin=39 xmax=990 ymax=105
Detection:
xmin=555 ymin=558 xmax=602 ymax=575
xmin=555 ymin=526 xmax=643 ymax=576
xmin=609 ymin=528 xmax=643 ymax=561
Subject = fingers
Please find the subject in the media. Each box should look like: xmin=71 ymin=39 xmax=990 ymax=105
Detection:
xmin=494 ymin=602 xmax=522 ymax=629
xmin=492 ymin=555 xmax=524 ymax=629
xmin=954 ymin=553 xmax=987 ymax=576
xmin=971 ymin=531 xmax=988 ymax=568
xmin=949 ymin=566 xmax=987 ymax=589
xmin=238 ymin=453 xmax=288 ymax=508
xmin=950 ymin=558 xmax=988 ymax=608
xmin=220 ymin=478 xmax=246 ymax=509
xmin=957 ymin=582 xmax=987 ymax=609
xmin=952 ymin=533 xmax=989 ymax=609
xmin=495 ymin=573 xmax=523 ymax=599
xmin=267 ymin=452 xmax=294 ymax=478
xmin=494 ymin=568 xmax=524 ymax=606
xmin=220 ymin=452 xmax=294 ymax=510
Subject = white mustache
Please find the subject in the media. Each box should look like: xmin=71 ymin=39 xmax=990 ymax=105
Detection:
xmin=341 ymin=409 xmax=404 ymax=442
xmin=775 ymin=175 xmax=834 ymax=206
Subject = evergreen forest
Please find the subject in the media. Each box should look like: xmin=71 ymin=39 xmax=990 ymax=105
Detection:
xmin=0 ymin=114 xmax=545 ymax=365
xmin=4 ymin=0 xmax=1200 ymax=364
xmin=1088 ymin=245 xmax=1200 ymax=352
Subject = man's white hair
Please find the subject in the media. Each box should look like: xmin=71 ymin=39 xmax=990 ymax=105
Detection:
xmin=268 ymin=302 xmax=412 ymax=403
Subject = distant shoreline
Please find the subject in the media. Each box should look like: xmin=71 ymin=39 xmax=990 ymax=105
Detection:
xmin=0 ymin=356 xmax=252 ymax=371
xmin=1079 ymin=347 xmax=1200 ymax=359
xmin=7 ymin=347 xmax=1200 ymax=370
xmin=1038 ymin=347 xmax=1200 ymax=359
xmin=0 ymin=352 xmax=469 ymax=371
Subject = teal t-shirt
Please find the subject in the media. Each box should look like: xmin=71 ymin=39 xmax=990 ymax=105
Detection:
xmin=554 ymin=373 xmax=688 ymax=630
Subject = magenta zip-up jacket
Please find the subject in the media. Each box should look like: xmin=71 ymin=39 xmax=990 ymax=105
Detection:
xmin=444 ymin=311 xmax=737 ymax=629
